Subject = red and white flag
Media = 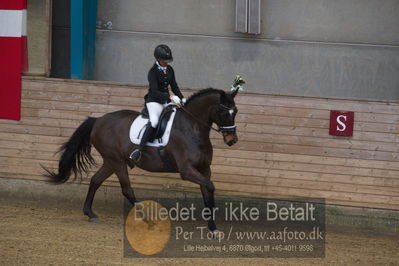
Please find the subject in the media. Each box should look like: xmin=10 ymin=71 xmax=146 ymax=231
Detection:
xmin=0 ymin=0 xmax=28 ymax=121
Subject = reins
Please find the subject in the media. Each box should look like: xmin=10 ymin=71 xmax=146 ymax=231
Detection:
xmin=179 ymin=105 xmax=222 ymax=134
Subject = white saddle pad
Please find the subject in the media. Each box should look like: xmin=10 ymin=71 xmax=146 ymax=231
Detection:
xmin=129 ymin=109 xmax=177 ymax=147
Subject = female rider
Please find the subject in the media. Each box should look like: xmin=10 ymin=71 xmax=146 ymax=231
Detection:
xmin=130 ymin=44 xmax=186 ymax=161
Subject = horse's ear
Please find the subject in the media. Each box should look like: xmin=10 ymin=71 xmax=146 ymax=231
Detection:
xmin=231 ymin=88 xmax=239 ymax=98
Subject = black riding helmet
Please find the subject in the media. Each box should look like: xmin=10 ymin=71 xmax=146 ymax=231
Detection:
xmin=154 ymin=44 xmax=173 ymax=63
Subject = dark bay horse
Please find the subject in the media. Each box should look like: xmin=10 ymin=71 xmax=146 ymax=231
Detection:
xmin=44 ymin=88 xmax=239 ymax=236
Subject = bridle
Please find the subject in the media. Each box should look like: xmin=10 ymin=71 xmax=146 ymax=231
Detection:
xmin=217 ymin=104 xmax=237 ymax=132
xmin=180 ymin=103 xmax=237 ymax=134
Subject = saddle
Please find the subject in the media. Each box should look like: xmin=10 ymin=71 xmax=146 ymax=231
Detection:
xmin=141 ymin=105 xmax=176 ymax=141
xmin=130 ymin=104 xmax=177 ymax=148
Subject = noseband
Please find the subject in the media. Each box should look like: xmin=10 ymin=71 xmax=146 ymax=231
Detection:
xmin=218 ymin=104 xmax=237 ymax=133
xmin=219 ymin=125 xmax=236 ymax=132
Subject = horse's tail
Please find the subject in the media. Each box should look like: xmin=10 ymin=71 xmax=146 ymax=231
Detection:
xmin=43 ymin=117 xmax=97 ymax=184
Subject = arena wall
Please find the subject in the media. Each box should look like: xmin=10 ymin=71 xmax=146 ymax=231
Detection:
xmin=93 ymin=0 xmax=399 ymax=100
xmin=0 ymin=77 xmax=398 ymax=210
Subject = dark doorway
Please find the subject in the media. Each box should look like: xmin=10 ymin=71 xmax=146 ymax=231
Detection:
xmin=50 ymin=0 xmax=70 ymax=78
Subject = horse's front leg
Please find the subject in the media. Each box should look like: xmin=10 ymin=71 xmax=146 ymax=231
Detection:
xmin=200 ymin=182 xmax=216 ymax=231
xmin=179 ymin=166 xmax=222 ymax=238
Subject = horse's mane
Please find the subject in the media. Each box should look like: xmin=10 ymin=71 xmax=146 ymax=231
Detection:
xmin=185 ymin=88 xmax=224 ymax=106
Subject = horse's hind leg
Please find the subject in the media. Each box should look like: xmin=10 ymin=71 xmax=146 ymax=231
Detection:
xmin=113 ymin=163 xmax=138 ymax=206
xmin=83 ymin=164 xmax=113 ymax=222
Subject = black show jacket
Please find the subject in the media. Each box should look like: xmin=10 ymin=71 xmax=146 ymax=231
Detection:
xmin=145 ymin=63 xmax=184 ymax=104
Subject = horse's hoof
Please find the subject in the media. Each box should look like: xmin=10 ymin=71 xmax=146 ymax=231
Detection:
xmin=88 ymin=217 xmax=99 ymax=223
xmin=212 ymin=230 xmax=224 ymax=240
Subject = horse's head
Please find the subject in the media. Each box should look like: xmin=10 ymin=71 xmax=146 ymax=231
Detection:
xmin=212 ymin=89 xmax=239 ymax=146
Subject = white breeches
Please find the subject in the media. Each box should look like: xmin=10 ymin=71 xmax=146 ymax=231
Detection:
xmin=146 ymin=102 xmax=167 ymax=128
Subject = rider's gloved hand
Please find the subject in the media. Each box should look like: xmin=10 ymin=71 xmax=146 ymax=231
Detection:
xmin=170 ymin=95 xmax=181 ymax=105
xmin=181 ymin=98 xmax=186 ymax=106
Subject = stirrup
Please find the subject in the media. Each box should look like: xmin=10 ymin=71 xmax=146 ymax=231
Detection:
xmin=129 ymin=149 xmax=141 ymax=161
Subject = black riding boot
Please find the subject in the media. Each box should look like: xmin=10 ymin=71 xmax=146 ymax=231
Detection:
xmin=130 ymin=124 xmax=155 ymax=161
